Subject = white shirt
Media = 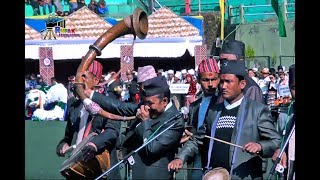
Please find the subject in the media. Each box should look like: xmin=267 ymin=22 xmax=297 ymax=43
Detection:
xmin=224 ymin=96 xmax=244 ymax=110
xmin=76 ymin=106 xmax=89 ymax=145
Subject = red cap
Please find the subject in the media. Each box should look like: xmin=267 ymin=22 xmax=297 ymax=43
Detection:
xmin=88 ymin=60 xmax=103 ymax=79
xmin=198 ymin=58 xmax=220 ymax=74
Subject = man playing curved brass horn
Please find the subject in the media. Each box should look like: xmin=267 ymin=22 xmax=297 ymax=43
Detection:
xmin=82 ymin=65 xmax=185 ymax=179
xmin=56 ymin=60 xmax=122 ymax=179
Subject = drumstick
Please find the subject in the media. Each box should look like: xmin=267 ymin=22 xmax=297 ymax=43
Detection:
xmin=204 ymin=135 xmax=244 ymax=149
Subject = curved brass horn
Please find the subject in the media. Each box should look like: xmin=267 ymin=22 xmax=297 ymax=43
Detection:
xmin=74 ymin=7 xmax=148 ymax=100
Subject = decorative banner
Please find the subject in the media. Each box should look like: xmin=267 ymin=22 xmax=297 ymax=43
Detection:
xmin=170 ymin=84 xmax=190 ymax=94
xmin=39 ymin=47 xmax=54 ymax=85
xmin=194 ymin=45 xmax=207 ymax=68
xmin=120 ymin=45 xmax=134 ymax=82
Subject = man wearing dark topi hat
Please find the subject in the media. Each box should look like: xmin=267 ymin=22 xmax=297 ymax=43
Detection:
xmin=218 ymin=40 xmax=264 ymax=105
xmin=82 ymin=65 xmax=185 ymax=179
xmin=271 ymin=64 xmax=295 ymax=180
xmin=170 ymin=60 xmax=281 ymax=179
xmin=56 ymin=60 xmax=122 ymax=179
xmin=219 ymin=40 xmax=268 ymax=176
xmin=168 ymin=58 xmax=220 ymax=179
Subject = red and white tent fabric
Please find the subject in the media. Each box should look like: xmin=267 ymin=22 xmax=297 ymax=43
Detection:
xmin=25 ymin=7 xmax=203 ymax=59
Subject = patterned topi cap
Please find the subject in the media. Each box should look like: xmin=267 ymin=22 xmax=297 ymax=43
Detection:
xmin=137 ymin=65 xmax=157 ymax=83
xmin=198 ymin=58 xmax=220 ymax=74
xmin=88 ymin=60 xmax=103 ymax=79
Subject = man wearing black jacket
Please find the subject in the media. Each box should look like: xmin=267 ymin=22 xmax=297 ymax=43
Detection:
xmin=83 ymin=72 xmax=185 ymax=179
xmin=56 ymin=60 xmax=121 ymax=179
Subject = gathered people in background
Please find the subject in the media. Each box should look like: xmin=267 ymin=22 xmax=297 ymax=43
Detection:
xmin=97 ymin=0 xmax=109 ymax=17
xmin=185 ymin=74 xmax=197 ymax=107
xmin=173 ymin=71 xmax=182 ymax=84
xmin=171 ymin=71 xmax=183 ymax=109
xmin=27 ymin=0 xmax=40 ymax=16
xmin=103 ymin=70 xmax=123 ymax=100
xmin=68 ymin=0 xmax=78 ymax=13
xmin=25 ymin=75 xmax=31 ymax=91
xmin=123 ymin=69 xmax=139 ymax=103
xmin=52 ymin=0 xmax=64 ymax=14
xmin=67 ymin=75 xmax=75 ymax=100
xmin=50 ymin=77 xmax=58 ymax=86
xmin=77 ymin=0 xmax=86 ymax=10
xmin=266 ymin=71 xmax=279 ymax=108
xmin=277 ymin=68 xmax=289 ymax=86
xmin=180 ymin=69 xmax=188 ymax=84
xmin=40 ymin=0 xmax=53 ymax=15
xmin=88 ymin=0 xmax=98 ymax=13
xmin=166 ymin=69 xmax=175 ymax=86
xmin=248 ymin=68 xmax=259 ymax=84
xmin=28 ymin=73 xmax=38 ymax=89
xmin=276 ymin=68 xmax=291 ymax=100
xmin=36 ymin=75 xmax=48 ymax=90
xmin=272 ymin=64 xmax=295 ymax=180
xmin=258 ymin=67 xmax=271 ymax=102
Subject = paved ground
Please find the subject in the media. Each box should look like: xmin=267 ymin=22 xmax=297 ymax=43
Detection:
xmin=25 ymin=120 xmax=276 ymax=179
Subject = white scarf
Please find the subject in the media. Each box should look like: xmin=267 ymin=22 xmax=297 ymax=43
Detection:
xmin=75 ymin=106 xmax=89 ymax=145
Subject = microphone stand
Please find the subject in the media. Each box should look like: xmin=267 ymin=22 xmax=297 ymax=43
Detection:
xmin=95 ymin=112 xmax=183 ymax=180
xmin=267 ymin=123 xmax=295 ymax=180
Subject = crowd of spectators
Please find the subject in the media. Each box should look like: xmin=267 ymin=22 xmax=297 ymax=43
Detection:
xmin=25 ymin=0 xmax=109 ymax=17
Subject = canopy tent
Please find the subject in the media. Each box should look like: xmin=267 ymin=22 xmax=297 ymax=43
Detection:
xmin=25 ymin=7 xmax=204 ymax=59
xmin=25 ymin=36 xmax=202 ymax=59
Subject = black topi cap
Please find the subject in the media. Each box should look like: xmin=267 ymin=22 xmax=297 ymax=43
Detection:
xmin=221 ymin=40 xmax=245 ymax=58
xmin=142 ymin=76 xmax=170 ymax=97
xmin=220 ymin=59 xmax=247 ymax=77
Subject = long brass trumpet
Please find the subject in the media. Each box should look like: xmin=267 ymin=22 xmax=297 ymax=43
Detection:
xmin=75 ymin=7 xmax=148 ymax=100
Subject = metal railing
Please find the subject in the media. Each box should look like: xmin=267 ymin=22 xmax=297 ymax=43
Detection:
xmin=228 ymin=0 xmax=295 ymax=24
xmin=155 ymin=2 xmax=219 ymax=15
xmin=244 ymin=56 xmax=295 ymax=70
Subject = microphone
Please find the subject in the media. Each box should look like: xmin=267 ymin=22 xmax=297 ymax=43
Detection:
xmin=180 ymin=106 xmax=189 ymax=115
xmin=180 ymin=106 xmax=189 ymax=121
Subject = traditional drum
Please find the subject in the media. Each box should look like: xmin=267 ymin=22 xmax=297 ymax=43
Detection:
xmin=60 ymin=133 xmax=111 ymax=179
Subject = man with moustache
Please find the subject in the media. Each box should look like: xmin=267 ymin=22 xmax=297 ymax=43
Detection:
xmin=169 ymin=59 xmax=281 ymax=179
xmin=168 ymin=58 xmax=220 ymax=180
xmin=82 ymin=66 xmax=185 ymax=179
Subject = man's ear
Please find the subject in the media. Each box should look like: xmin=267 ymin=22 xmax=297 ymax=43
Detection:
xmin=162 ymin=97 xmax=169 ymax=104
xmin=239 ymin=80 xmax=246 ymax=90
xmin=81 ymin=74 xmax=86 ymax=82
xmin=94 ymin=77 xmax=100 ymax=85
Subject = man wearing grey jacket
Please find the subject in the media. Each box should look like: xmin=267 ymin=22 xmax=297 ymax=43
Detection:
xmin=169 ymin=60 xmax=281 ymax=179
